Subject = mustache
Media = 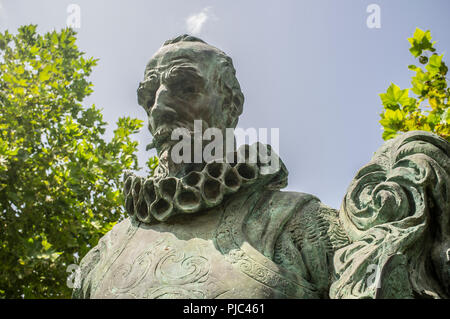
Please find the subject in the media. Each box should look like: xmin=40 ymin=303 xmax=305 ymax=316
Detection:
xmin=146 ymin=120 xmax=210 ymax=151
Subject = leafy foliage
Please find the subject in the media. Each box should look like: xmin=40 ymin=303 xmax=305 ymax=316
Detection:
xmin=146 ymin=155 xmax=159 ymax=177
xmin=0 ymin=25 xmax=144 ymax=298
xmin=379 ymin=28 xmax=449 ymax=141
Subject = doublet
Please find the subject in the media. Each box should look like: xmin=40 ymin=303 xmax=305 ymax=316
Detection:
xmin=74 ymin=187 xmax=348 ymax=299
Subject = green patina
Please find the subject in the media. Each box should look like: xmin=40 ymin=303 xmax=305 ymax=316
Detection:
xmin=73 ymin=35 xmax=450 ymax=299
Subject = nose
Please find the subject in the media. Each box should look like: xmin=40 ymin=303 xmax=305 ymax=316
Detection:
xmin=149 ymin=87 xmax=178 ymax=131
xmin=150 ymin=103 xmax=177 ymax=123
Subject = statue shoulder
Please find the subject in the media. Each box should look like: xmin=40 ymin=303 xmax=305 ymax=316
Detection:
xmin=72 ymin=218 xmax=135 ymax=298
xmin=244 ymin=190 xmax=350 ymax=254
xmin=243 ymin=190 xmax=349 ymax=297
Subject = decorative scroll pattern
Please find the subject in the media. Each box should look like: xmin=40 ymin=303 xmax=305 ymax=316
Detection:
xmin=104 ymin=237 xmax=227 ymax=299
xmin=224 ymin=247 xmax=303 ymax=297
xmin=331 ymin=131 xmax=450 ymax=299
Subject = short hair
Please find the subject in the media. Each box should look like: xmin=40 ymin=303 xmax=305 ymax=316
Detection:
xmin=137 ymin=34 xmax=244 ymax=128
xmin=162 ymin=34 xmax=207 ymax=46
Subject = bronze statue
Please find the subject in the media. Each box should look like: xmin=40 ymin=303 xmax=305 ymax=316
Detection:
xmin=74 ymin=35 xmax=449 ymax=299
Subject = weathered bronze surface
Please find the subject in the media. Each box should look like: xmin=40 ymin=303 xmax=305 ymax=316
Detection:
xmin=73 ymin=35 xmax=450 ymax=299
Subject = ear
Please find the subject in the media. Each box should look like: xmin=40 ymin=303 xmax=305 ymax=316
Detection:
xmin=224 ymin=90 xmax=244 ymax=128
xmin=231 ymin=91 xmax=244 ymax=118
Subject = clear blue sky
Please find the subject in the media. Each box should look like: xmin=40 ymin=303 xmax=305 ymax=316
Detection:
xmin=2 ymin=0 xmax=450 ymax=209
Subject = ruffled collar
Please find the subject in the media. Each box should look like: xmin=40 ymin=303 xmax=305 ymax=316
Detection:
xmin=123 ymin=143 xmax=288 ymax=224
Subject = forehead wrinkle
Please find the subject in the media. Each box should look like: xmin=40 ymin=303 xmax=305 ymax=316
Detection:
xmin=145 ymin=44 xmax=222 ymax=74
xmin=145 ymin=56 xmax=196 ymax=76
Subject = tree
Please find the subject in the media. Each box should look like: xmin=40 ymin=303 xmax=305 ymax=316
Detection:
xmin=379 ymin=28 xmax=450 ymax=142
xmin=0 ymin=25 xmax=144 ymax=298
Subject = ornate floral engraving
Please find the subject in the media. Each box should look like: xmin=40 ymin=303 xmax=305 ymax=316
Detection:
xmin=103 ymin=235 xmax=228 ymax=299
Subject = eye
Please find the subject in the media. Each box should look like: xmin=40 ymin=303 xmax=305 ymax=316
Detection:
xmin=181 ymin=83 xmax=198 ymax=95
xmin=147 ymin=73 xmax=160 ymax=87
xmin=163 ymin=66 xmax=204 ymax=96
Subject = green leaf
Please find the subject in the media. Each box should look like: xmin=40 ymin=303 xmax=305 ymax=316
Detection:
xmin=382 ymin=128 xmax=398 ymax=140
xmin=427 ymin=112 xmax=440 ymax=126
xmin=0 ymin=36 xmax=6 ymax=50
xmin=408 ymin=28 xmax=435 ymax=57
xmin=41 ymin=239 xmax=52 ymax=251
xmin=425 ymin=54 xmax=443 ymax=75
xmin=29 ymin=45 xmax=39 ymax=55
xmin=379 ymin=83 xmax=410 ymax=109
xmin=403 ymin=97 xmax=418 ymax=112
xmin=38 ymin=65 xmax=52 ymax=82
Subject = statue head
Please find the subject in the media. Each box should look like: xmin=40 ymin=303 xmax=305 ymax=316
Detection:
xmin=137 ymin=35 xmax=244 ymax=154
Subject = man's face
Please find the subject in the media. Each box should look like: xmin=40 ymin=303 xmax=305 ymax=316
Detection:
xmin=139 ymin=42 xmax=227 ymax=148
